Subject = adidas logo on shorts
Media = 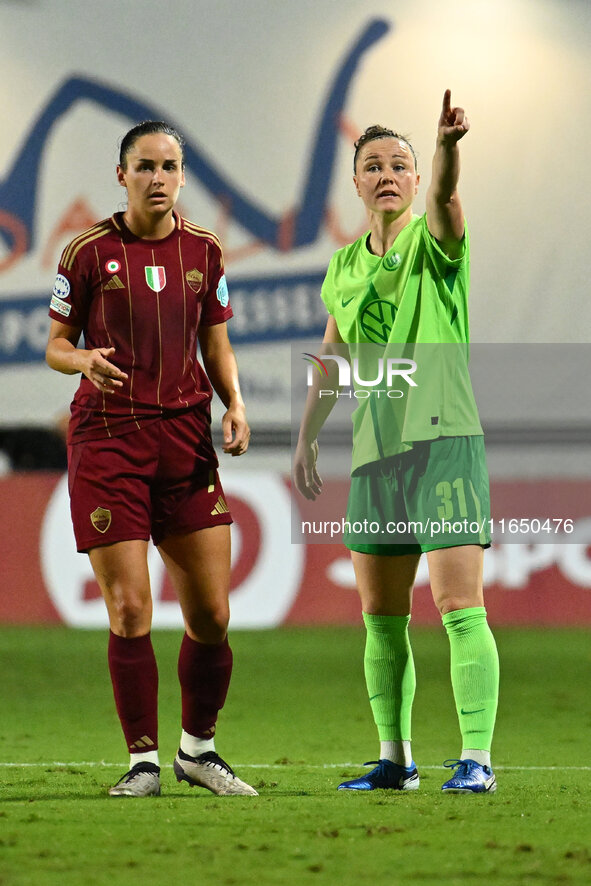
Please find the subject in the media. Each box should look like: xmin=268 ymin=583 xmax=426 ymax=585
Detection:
xmin=211 ymin=495 xmax=229 ymax=516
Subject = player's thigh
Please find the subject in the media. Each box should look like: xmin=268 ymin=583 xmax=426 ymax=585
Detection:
xmin=89 ymin=539 xmax=152 ymax=636
xmin=426 ymin=544 xmax=484 ymax=615
xmin=344 ymin=458 xmax=421 ymax=548
xmin=351 ymin=550 xmax=421 ymax=616
xmin=158 ymin=525 xmax=231 ymax=642
xmin=68 ymin=430 xmax=155 ymax=552
xmin=406 ymin=436 xmax=491 ymax=549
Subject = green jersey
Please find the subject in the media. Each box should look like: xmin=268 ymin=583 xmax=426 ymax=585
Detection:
xmin=320 ymin=214 xmax=483 ymax=471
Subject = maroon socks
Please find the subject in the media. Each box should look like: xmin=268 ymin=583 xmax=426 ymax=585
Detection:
xmin=107 ymin=630 xmax=233 ymax=753
xmin=177 ymin=632 xmax=233 ymax=738
xmin=108 ymin=631 xmax=159 ymax=752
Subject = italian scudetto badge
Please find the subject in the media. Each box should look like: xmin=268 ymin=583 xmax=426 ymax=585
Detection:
xmin=145 ymin=266 xmax=166 ymax=292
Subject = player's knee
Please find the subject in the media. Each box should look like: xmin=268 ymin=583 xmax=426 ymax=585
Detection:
xmin=109 ymin=593 xmax=151 ymax=637
xmin=435 ymin=593 xmax=483 ymax=616
xmin=185 ymin=601 xmax=229 ymax=643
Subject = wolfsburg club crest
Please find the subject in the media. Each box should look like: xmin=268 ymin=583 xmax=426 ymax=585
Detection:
xmin=145 ymin=266 xmax=166 ymax=292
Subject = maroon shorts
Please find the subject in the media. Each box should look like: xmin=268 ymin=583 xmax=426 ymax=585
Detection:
xmin=68 ymin=410 xmax=232 ymax=552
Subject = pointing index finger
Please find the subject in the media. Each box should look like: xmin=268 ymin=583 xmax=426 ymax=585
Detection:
xmin=442 ymin=88 xmax=452 ymax=115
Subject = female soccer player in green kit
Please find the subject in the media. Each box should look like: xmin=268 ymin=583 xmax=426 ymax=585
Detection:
xmin=294 ymin=91 xmax=499 ymax=793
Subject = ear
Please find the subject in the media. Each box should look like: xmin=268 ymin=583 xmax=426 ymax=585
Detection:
xmin=116 ymin=165 xmax=127 ymax=188
xmin=414 ymin=172 xmax=421 ymax=195
xmin=180 ymin=167 xmax=186 ymax=188
xmin=353 ymin=174 xmax=361 ymax=197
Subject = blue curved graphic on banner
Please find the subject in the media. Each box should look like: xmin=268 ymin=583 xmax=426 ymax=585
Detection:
xmin=0 ymin=19 xmax=392 ymax=362
xmin=0 ymin=19 xmax=389 ymax=257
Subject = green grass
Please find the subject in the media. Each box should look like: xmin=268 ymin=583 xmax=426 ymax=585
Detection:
xmin=1 ymin=626 xmax=591 ymax=885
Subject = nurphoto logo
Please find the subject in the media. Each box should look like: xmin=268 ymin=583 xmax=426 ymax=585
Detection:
xmin=302 ymin=353 xmax=418 ymax=400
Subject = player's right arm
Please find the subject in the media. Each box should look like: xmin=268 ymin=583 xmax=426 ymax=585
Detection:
xmin=293 ymin=314 xmax=346 ymax=501
xmin=46 ymin=319 xmax=128 ymax=394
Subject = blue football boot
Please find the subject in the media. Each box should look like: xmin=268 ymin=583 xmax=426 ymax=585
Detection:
xmin=441 ymin=758 xmax=497 ymax=793
xmin=338 ymin=759 xmax=419 ymax=791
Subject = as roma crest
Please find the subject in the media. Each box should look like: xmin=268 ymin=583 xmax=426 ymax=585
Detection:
xmin=145 ymin=266 xmax=166 ymax=292
xmin=90 ymin=507 xmax=112 ymax=534
xmin=185 ymin=268 xmax=203 ymax=294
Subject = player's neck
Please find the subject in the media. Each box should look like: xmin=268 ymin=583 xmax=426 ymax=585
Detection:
xmin=367 ymin=208 xmax=412 ymax=256
xmin=122 ymin=208 xmax=176 ymax=240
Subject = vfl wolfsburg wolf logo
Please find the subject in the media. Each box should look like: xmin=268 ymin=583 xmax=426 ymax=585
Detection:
xmin=360 ymin=299 xmax=397 ymax=343
xmin=382 ymin=252 xmax=401 ymax=271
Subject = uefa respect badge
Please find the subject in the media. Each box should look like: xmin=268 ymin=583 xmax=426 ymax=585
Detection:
xmin=216 ymin=274 xmax=229 ymax=307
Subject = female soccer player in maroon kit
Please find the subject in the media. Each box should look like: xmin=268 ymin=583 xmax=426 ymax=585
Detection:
xmin=46 ymin=121 xmax=257 ymax=797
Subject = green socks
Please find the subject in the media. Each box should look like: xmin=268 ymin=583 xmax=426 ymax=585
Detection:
xmin=442 ymin=606 xmax=499 ymax=753
xmin=362 ymin=612 xmax=416 ymax=742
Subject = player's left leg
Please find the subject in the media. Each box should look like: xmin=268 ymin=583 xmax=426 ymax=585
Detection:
xmin=427 ymin=544 xmax=499 ymax=793
xmin=337 ymin=549 xmax=421 ymax=791
xmin=158 ymin=526 xmax=257 ymax=796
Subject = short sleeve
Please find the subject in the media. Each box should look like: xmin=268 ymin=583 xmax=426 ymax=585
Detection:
xmin=420 ymin=213 xmax=469 ymax=275
xmin=48 ymin=250 xmax=90 ymax=328
xmin=320 ymin=252 xmax=338 ymax=316
xmin=200 ymin=245 xmax=234 ymax=326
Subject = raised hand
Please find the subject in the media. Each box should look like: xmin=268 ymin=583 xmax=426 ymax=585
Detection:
xmin=437 ymin=89 xmax=470 ymax=144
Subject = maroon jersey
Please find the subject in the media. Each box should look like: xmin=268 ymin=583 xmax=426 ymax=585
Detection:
xmin=49 ymin=212 xmax=232 ymax=443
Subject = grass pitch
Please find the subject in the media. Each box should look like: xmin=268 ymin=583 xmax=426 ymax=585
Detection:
xmin=1 ymin=625 xmax=590 ymax=885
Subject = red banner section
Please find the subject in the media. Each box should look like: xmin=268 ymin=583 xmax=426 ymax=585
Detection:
xmin=1 ymin=473 xmax=591 ymax=627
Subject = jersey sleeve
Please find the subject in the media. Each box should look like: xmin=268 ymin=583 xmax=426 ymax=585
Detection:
xmin=420 ymin=213 xmax=469 ymax=276
xmin=48 ymin=248 xmax=91 ymax=328
xmin=199 ymin=243 xmax=234 ymax=326
xmin=320 ymin=252 xmax=338 ymax=316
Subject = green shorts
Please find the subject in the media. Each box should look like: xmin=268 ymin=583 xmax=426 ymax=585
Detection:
xmin=344 ymin=435 xmax=491 ymax=556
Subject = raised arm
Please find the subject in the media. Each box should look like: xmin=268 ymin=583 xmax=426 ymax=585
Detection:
xmin=426 ymin=89 xmax=470 ymax=258
xmin=198 ymin=321 xmax=250 ymax=457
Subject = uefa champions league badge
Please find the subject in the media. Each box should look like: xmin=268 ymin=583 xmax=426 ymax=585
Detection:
xmin=51 ymin=274 xmax=72 ymax=315
xmin=52 ymin=274 xmax=71 ymax=300
xmin=216 ymin=274 xmax=229 ymax=307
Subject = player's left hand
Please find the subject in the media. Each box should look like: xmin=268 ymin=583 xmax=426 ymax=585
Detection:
xmin=221 ymin=403 xmax=250 ymax=456
xmin=437 ymin=89 xmax=469 ymax=144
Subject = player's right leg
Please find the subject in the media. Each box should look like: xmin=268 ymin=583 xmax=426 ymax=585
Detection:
xmin=68 ymin=429 xmax=161 ymax=797
xmin=338 ymin=549 xmax=421 ymax=791
xmin=88 ymin=540 xmax=161 ymax=797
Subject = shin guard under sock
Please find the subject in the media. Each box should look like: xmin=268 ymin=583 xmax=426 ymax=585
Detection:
xmin=178 ymin=633 xmax=233 ymax=739
xmin=442 ymin=607 xmax=499 ymax=753
xmin=362 ymin=613 xmax=416 ymax=742
xmin=108 ymin=631 xmax=159 ymax=753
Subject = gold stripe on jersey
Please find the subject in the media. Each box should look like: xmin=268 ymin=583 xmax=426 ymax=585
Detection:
xmin=94 ymin=244 xmax=114 ymax=437
xmin=120 ymin=240 xmax=142 ymax=431
xmin=152 ymin=247 xmax=164 ymax=408
xmin=182 ymin=219 xmax=223 ymax=253
xmin=61 ymin=221 xmax=112 ymax=272
xmin=176 ymin=235 xmax=191 ymax=409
